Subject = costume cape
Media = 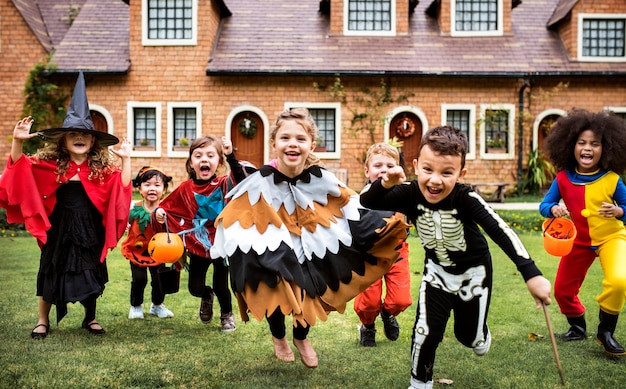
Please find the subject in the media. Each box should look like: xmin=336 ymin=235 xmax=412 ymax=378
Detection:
xmin=0 ymin=155 xmax=131 ymax=262
xmin=156 ymin=175 xmax=234 ymax=258
xmin=211 ymin=165 xmax=408 ymax=327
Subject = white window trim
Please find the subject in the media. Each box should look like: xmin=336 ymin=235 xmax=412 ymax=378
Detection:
xmin=142 ymin=0 xmax=198 ymax=46
xmin=606 ymin=106 xmax=626 ymax=115
xmin=127 ymin=102 xmax=162 ymax=158
xmin=225 ymin=105 xmax=272 ymax=164
xmin=532 ymin=108 xmax=566 ymax=151
xmin=479 ymin=103 xmax=515 ymax=160
xmin=284 ymin=102 xmax=342 ymax=160
xmin=578 ymin=14 xmax=626 ymax=62
xmin=451 ymin=0 xmax=503 ymax=37
xmin=441 ymin=104 xmax=476 ymax=160
xmin=343 ymin=0 xmax=397 ymax=37
xmin=167 ymin=102 xmax=202 ymax=158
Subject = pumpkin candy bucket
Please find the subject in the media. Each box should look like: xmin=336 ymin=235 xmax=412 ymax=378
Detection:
xmin=149 ymin=221 xmax=185 ymax=263
xmin=542 ymin=217 xmax=576 ymax=257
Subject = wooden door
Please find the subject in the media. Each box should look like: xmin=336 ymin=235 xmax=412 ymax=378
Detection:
xmin=230 ymin=112 xmax=264 ymax=168
xmin=389 ymin=113 xmax=422 ymax=179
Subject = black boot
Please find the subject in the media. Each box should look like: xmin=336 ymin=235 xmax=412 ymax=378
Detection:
xmin=596 ymin=310 xmax=626 ymax=356
xmin=556 ymin=314 xmax=587 ymax=341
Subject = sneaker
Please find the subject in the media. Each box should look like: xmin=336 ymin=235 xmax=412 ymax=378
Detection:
xmin=473 ymin=328 xmax=491 ymax=356
xmin=409 ymin=377 xmax=433 ymax=389
xmin=129 ymin=306 xmax=144 ymax=319
xmin=199 ymin=291 xmax=214 ymax=323
xmin=359 ymin=325 xmax=377 ymax=347
xmin=220 ymin=312 xmax=236 ymax=333
xmin=149 ymin=303 xmax=174 ymax=318
xmin=381 ymin=308 xmax=400 ymax=341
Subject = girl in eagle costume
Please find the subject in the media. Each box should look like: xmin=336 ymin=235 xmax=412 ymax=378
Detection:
xmin=211 ymin=108 xmax=407 ymax=368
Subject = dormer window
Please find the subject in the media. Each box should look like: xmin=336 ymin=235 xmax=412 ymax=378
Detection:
xmin=142 ymin=0 xmax=198 ymax=46
xmin=578 ymin=14 xmax=625 ymax=62
xmin=344 ymin=0 xmax=396 ymax=36
xmin=451 ymin=0 xmax=503 ymax=37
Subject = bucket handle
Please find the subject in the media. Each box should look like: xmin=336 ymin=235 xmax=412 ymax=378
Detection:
xmin=543 ymin=217 xmax=573 ymax=239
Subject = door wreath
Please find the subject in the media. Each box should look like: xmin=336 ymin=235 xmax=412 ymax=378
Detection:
xmin=396 ymin=118 xmax=415 ymax=138
xmin=239 ymin=117 xmax=257 ymax=138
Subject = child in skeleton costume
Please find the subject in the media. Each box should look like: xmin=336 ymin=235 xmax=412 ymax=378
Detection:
xmin=211 ymin=108 xmax=407 ymax=368
xmin=360 ymin=126 xmax=552 ymax=389
xmin=540 ymin=109 xmax=626 ymax=356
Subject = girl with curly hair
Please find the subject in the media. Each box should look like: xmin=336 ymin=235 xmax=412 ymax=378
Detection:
xmin=540 ymin=108 xmax=626 ymax=356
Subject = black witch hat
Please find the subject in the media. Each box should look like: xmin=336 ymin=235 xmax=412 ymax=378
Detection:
xmin=37 ymin=72 xmax=119 ymax=147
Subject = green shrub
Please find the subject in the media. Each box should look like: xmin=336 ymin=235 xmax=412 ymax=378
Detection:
xmin=497 ymin=210 xmax=545 ymax=233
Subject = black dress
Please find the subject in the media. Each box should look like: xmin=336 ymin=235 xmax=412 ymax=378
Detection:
xmin=37 ymin=181 xmax=108 ymax=323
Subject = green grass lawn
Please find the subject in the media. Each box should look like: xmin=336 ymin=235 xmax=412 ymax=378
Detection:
xmin=0 ymin=232 xmax=624 ymax=388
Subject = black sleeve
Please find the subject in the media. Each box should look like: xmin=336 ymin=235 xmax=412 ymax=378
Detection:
xmin=226 ymin=152 xmax=247 ymax=184
xmin=360 ymin=179 xmax=418 ymax=223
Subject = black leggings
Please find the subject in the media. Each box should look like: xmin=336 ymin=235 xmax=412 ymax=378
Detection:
xmin=187 ymin=253 xmax=232 ymax=314
xmin=129 ymin=263 xmax=165 ymax=306
xmin=266 ymin=308 xmax=310 ymax=340
xmin=81 ymin=294 xmax=98 ymax=324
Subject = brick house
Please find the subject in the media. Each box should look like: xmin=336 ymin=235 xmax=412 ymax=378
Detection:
xmin=2 ymin=0 xmax=626 ymax=192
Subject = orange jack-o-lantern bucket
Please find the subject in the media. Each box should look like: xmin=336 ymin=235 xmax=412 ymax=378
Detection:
xmin=542 ymin=217 xmax=576 ymax=257
xmin=149 ymin=221 xmax=184 ymax=263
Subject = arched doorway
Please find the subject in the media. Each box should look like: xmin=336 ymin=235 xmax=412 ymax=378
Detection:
xmin=230 ymin=111 xmax=264 ymax=168
xmin=389 ymin=112 xmax=423 ymax=178
xmin=91 ymin=110 xmax=108 ymax=133
xmin=537 ymin=114 xmax=561 ymax=154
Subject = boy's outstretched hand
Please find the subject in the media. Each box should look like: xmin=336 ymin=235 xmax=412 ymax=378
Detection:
xmin=526 ymin=275 xmax=552 ymax=309
xmin=381 ymin=165 xmax=406 ymax=189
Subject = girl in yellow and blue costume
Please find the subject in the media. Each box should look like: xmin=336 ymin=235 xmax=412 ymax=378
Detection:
xmin=540 ymin=108 xmax=626 ymax=356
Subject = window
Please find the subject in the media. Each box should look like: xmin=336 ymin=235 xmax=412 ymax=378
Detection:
xmin=344 ymin=0 xmax=396 ymax=36
xmin=606 ymin=107 xmax=626 ymax=122
xmin=128 ymin=102 xmax=162 ymax=157
xmin=451 ymin=0 xmax=502 ymax=37
xmin=173 ymin=108 xmax=197 ymax=146
xmin=578 ymin=15 xmax=626 ymax=62
xmin=442 ymin=104 xmax=476 ymax=160
xmin=142 ymin=0 xmax=197 ymax=46
xmin=284 ymin=102 xmax=342 ymax=159
xmin=168 ymin=102 xmax=202 ymax=157
xmin=479 ymin=104 xmax=515 ymax=160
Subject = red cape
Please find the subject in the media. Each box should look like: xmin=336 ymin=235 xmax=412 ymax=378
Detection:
xmin=0 ymin=155 xmax=132 ymax=262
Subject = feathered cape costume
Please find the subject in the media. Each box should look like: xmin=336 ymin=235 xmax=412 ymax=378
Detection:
xmin=211 ymin=165 xmax=408 ymax=327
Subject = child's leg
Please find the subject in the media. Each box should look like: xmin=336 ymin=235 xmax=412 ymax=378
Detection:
xmin=382 ymin=257 xmax=413 ymax=315
xmin=553 ymin=245 xmax=596 ymax=316
xmin=410 ymin=270 xmax=454 ymax=384
xmin=211 ymin=258 xmax=233 ymax=314
xmin=148 ymin=265 xmax=165 ymax=306
xmin=596 ymin=238 xmax=626 ymax=314
xmin=130 ymin=262 xmax=149 ymax=307
xmin=187 ymin=253 xmax=212 ymax=298
xmin=354 ymin=279 xmax=383 ymax=325
xmin=451 ymin=264 xmax=492 ymax=352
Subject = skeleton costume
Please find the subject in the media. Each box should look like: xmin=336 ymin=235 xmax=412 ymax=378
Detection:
xmin=361 ymin=180 xmax=542 ymax=385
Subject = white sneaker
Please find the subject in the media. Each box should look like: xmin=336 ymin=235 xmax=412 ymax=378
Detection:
xmin=149 ymin=303 xmax=174 ymax=318
xmin=473 ymin=329 xmax=491 ymax=356
xmin=129 ymin=305 xmax=144 ymax=319
xmin=220 ymin=312 xmax=236 ymax=332
xmin=409 ymin=377 xmax=433 ymax=389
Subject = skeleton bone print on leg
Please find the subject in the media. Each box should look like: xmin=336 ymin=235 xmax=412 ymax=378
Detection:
xmin=416 ymin=205 xmax=466 ymax=267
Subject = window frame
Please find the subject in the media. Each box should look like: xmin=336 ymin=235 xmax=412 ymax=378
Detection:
xmin=167 ymin=102 xmax=202 ymax=158
xmin=450 ymin=0 xmax=503 ymax=37
xmin=441 ymin=104 xmax=476 ymax=160
xmin=578 ymin=14 xmax=626 ymax=62
xmin=478 ymin=103 xmax=515 ymax=160
xmin=284 ymin=102 xmax=342 ymax=160
xmin=343 ymin=0 xmax=396 ymax=37
xmin=127 ymin=102 xmax=162 ymax=158
xmin=142 ymin=0 xmax=198 ymax=46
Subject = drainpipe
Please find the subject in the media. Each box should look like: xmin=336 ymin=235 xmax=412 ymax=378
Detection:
xmin=517 ymin=77 xmax=530 ymax=193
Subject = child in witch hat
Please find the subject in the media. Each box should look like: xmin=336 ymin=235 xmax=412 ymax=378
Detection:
xmin=0 ymin=72 xmax=132 ymax=338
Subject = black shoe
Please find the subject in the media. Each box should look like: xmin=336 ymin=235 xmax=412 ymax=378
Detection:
xmin=82 ymin=320 xmax=105 ymax=335
xmin=556 ymin=326 xmax=586 ymax=341
xmin=30 ymin=323 xmax=49 ymax=340
xmin=199 ymin=291 xmax=214 ymax=323
xmin=596 ymin=332 xmax=626 ymax=356
xmin=381 ymin=309 xmax=400 ymax=341
xmin=359 ymin=326 xmax=376 ymax=347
